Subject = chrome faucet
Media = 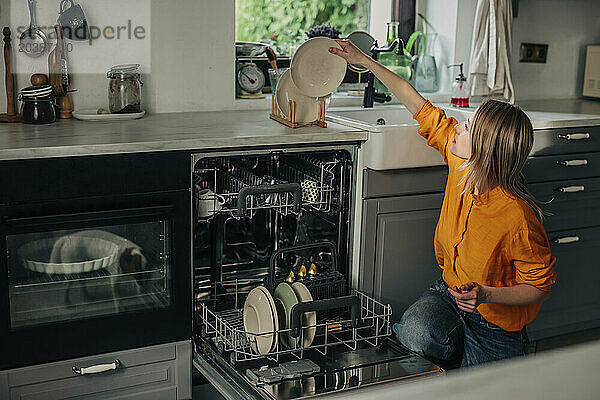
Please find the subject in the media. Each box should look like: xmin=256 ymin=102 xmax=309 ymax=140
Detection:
xmin=363 ymin=38 xmax=404 ymax=108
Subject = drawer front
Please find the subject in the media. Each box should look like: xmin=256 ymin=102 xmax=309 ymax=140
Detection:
xmin=10 ymin=361 xmax=176 ymax=400
xmin=529 ymin=177 xmax=600 ymax=232
xmin=7 ymin=341 xmax=191 ymax=400
xmin=531 ymin=126 xmax=600 ymax=156
xmin=9 ymin=343 xmax=176 ymax=386
xmin=524 ymin=151 xmax=600 ymax=183
xmin=528 ymin=225 xmax=600 ymax=339
xmin=363 ymin=166 xmax=448 ymax=198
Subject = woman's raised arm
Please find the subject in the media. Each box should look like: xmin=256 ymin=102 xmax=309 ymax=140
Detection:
xmin=329 ymin=40 xmax=426 ymax=114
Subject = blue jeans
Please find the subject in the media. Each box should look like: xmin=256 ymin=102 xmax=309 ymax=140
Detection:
xmin=393 ymin=279 xmax=529 ymax=370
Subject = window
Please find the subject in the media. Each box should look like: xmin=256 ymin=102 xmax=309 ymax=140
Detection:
xmin=236 ymin=0 xmax=370 ymax=56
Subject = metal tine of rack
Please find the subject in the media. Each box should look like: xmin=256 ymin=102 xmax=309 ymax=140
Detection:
xmin=197 ymin=279 xmax=392 ymax=364
xmin=194 ymin=154 xmax=341 ymax=220
xmin=194 ymin=164 xmax=300 ymax=220
xmin=277 ymin=156 xmax=337 ymax=213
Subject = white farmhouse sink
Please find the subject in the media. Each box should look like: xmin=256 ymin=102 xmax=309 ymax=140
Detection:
xmin=327 ymin=104 xmax=474 ymax=170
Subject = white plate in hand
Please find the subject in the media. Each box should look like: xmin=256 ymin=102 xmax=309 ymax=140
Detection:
xmin=290 ymin=37 xmax=347 ymax=97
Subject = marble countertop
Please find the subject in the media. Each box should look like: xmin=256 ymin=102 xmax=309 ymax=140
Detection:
xmin=0 ymin=110 xmax=367 ymax=161
xmin=0 ymin=99 xmax=598 ymax=161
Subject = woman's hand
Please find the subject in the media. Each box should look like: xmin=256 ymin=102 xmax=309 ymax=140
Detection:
xmin=448 ymin=282 xmax=489 ymax=313
xmin=328 ymin=40 xmax=372 ymax=68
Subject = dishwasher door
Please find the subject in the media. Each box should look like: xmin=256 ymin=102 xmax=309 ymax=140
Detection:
xmin=194 ymin=338 xmax=442 ymax=400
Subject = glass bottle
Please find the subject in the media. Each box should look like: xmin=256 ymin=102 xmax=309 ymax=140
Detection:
xmin=413 ymin=33 xmax=440 ymax=92
xmin=449 ymin=64 xmax=470 ymax=107
xmin=374 ymin=22 xmax=412 ymax=94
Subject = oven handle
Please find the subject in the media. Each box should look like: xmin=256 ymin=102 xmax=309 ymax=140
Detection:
xmin=269 ymin=241 xmax=338 ymax=286
xmin=2 ymin=205 xmax=174 ymax=228
xmin=237 ymin=183 xmax=302 ymax=216
xmin=289 ymin=296 xmax=361 ymax=338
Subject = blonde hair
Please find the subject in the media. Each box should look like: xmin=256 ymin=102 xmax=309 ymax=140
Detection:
xmin=458 ymin=99 xmax=546 ymax=221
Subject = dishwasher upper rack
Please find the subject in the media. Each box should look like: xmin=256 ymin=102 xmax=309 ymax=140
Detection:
xmin=196 ymin=279 xmax=392 ymax=365
xmin=193 ymin=155 xmax=338 ymax=220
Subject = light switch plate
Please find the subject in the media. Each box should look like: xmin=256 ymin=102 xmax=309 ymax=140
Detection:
xmin=520 ymin=43 xmax=548 ymax=63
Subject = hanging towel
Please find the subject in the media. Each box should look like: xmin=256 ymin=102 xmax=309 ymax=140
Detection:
xmin=468 ymin=0 xmax=515 ymax=103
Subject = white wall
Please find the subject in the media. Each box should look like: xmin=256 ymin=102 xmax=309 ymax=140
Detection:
xmin=0 ymin=0 xmax=236 ymax=114
xmin=417 ymin=0 xmax=600 ymax=100
xmin=2 ymin=0 xmax=597 ymax=116
xmin=510 ymin=0 xmax=600 ymax=100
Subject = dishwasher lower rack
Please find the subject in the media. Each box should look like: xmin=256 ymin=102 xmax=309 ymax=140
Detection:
xmin=196 ymin=284 xmax=392 ymax=364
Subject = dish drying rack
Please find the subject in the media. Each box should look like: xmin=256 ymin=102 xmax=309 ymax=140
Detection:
xmin=197 ymin=281 xmax=391 ymax=365
xmin=194 ymin=154 xmax=338 ymax=220
xmin=196 ymin=242 xmax=392 ymax=364
xmin=269 ymin=95 xmax=327 ymax=128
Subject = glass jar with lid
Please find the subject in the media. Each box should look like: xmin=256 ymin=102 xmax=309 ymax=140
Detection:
xmin=19 ymin=85 xmax=56 ymax=124
xmin=107 ymin=64 xmax=143 ymax=114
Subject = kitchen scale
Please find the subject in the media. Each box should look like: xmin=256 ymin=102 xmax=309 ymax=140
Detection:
xmin=236 ymin=42 xmax=268 ymax=99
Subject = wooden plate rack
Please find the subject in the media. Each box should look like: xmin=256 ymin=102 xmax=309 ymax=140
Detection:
xmin=269 ymin=95 xmax=327 ymax=128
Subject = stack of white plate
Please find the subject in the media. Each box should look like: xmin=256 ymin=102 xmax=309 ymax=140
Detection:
xmin=243 ymin=282 xmax=317 ymax=355
xmin=275 ymin=37 xmax=347 ymax=123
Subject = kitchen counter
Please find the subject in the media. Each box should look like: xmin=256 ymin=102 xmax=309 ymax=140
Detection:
xmin=0 ymin=99 xmax=598 ymax=162
xmin=516 ymin=98 xmax=600 ymax=129
xmin=0 ymin=110 xmax=367 ymax=161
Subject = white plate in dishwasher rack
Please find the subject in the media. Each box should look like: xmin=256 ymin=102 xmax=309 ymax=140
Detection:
xmin=243 ymin=286 xmax=278 ymax=355
xmin=291 ymin=282 xmax=317 ymax=348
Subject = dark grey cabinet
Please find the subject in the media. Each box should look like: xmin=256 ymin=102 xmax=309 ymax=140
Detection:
xmin=528 ymin=226 xmax=600 ymax=339
xmin=359 ymin=168 xmax=446 ymax=321
xmin=0 ymin=340 xmax=192 ymax=400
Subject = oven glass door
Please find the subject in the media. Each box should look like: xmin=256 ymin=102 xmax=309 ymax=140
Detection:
xmin=7 ymin=220 xmax=171 ymax=329
xmin=0 ymin=191 xmax=190 ymax=371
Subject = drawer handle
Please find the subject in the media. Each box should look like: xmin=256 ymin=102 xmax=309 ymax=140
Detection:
xmin=553 ymin=236 xmax=580 ymax=244
xmin=557 ymin=133 xmax=590 ymax=140
xmin=556 ymin=159 xmax=588 ymax=167
xmin=555 ymin=185 xmax=585 ymax=193
xmin=73 ymin=359 xmax=121 ymax=375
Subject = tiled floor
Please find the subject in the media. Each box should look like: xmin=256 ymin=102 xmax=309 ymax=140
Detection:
xmin=191 ymin=327 xmax=600 ymax=399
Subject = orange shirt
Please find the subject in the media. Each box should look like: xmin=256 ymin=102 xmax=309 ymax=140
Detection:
xmin=413 ymin=101 xmax=557 ymax=331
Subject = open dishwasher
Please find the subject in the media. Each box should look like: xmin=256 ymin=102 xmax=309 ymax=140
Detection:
xmin=191 ymin=146 xmax=442 ymax=400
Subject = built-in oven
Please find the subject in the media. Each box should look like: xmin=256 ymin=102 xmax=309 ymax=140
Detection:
xmin=0 ymin=153 xmax=191 ymax=372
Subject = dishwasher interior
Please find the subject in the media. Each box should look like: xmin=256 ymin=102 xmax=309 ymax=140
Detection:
xmin=191 ymin=147 xmax=442 ymax=399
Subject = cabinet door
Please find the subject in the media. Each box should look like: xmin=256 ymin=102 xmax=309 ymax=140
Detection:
xmin=360 ymin=193 xmax=444 ymax=321
xmin=373 ymin=209 xmax=443 ymax=319
xmin=527 ymin=226 xmax=600 ymax=340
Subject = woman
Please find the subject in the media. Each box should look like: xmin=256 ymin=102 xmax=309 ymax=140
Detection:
xmin=329 ymin=40 xmax=557 ymax=369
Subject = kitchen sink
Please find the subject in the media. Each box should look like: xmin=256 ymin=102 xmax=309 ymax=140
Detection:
xmin=327 ymin=104 xmax=474 ymax=170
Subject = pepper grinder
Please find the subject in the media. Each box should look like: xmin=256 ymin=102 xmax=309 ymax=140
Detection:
xmin=48 ymin=24 xmax=73 ymax=118
xmin=0 ymin=27 xmax=20 ymax=122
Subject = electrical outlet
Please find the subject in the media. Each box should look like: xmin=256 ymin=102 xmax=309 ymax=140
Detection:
xmin=520 ymin=43 xmax=548 ymax=63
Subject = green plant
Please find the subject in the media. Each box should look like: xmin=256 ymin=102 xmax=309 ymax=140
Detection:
xmin=236 ymin=0 xmax=369 ymax=55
